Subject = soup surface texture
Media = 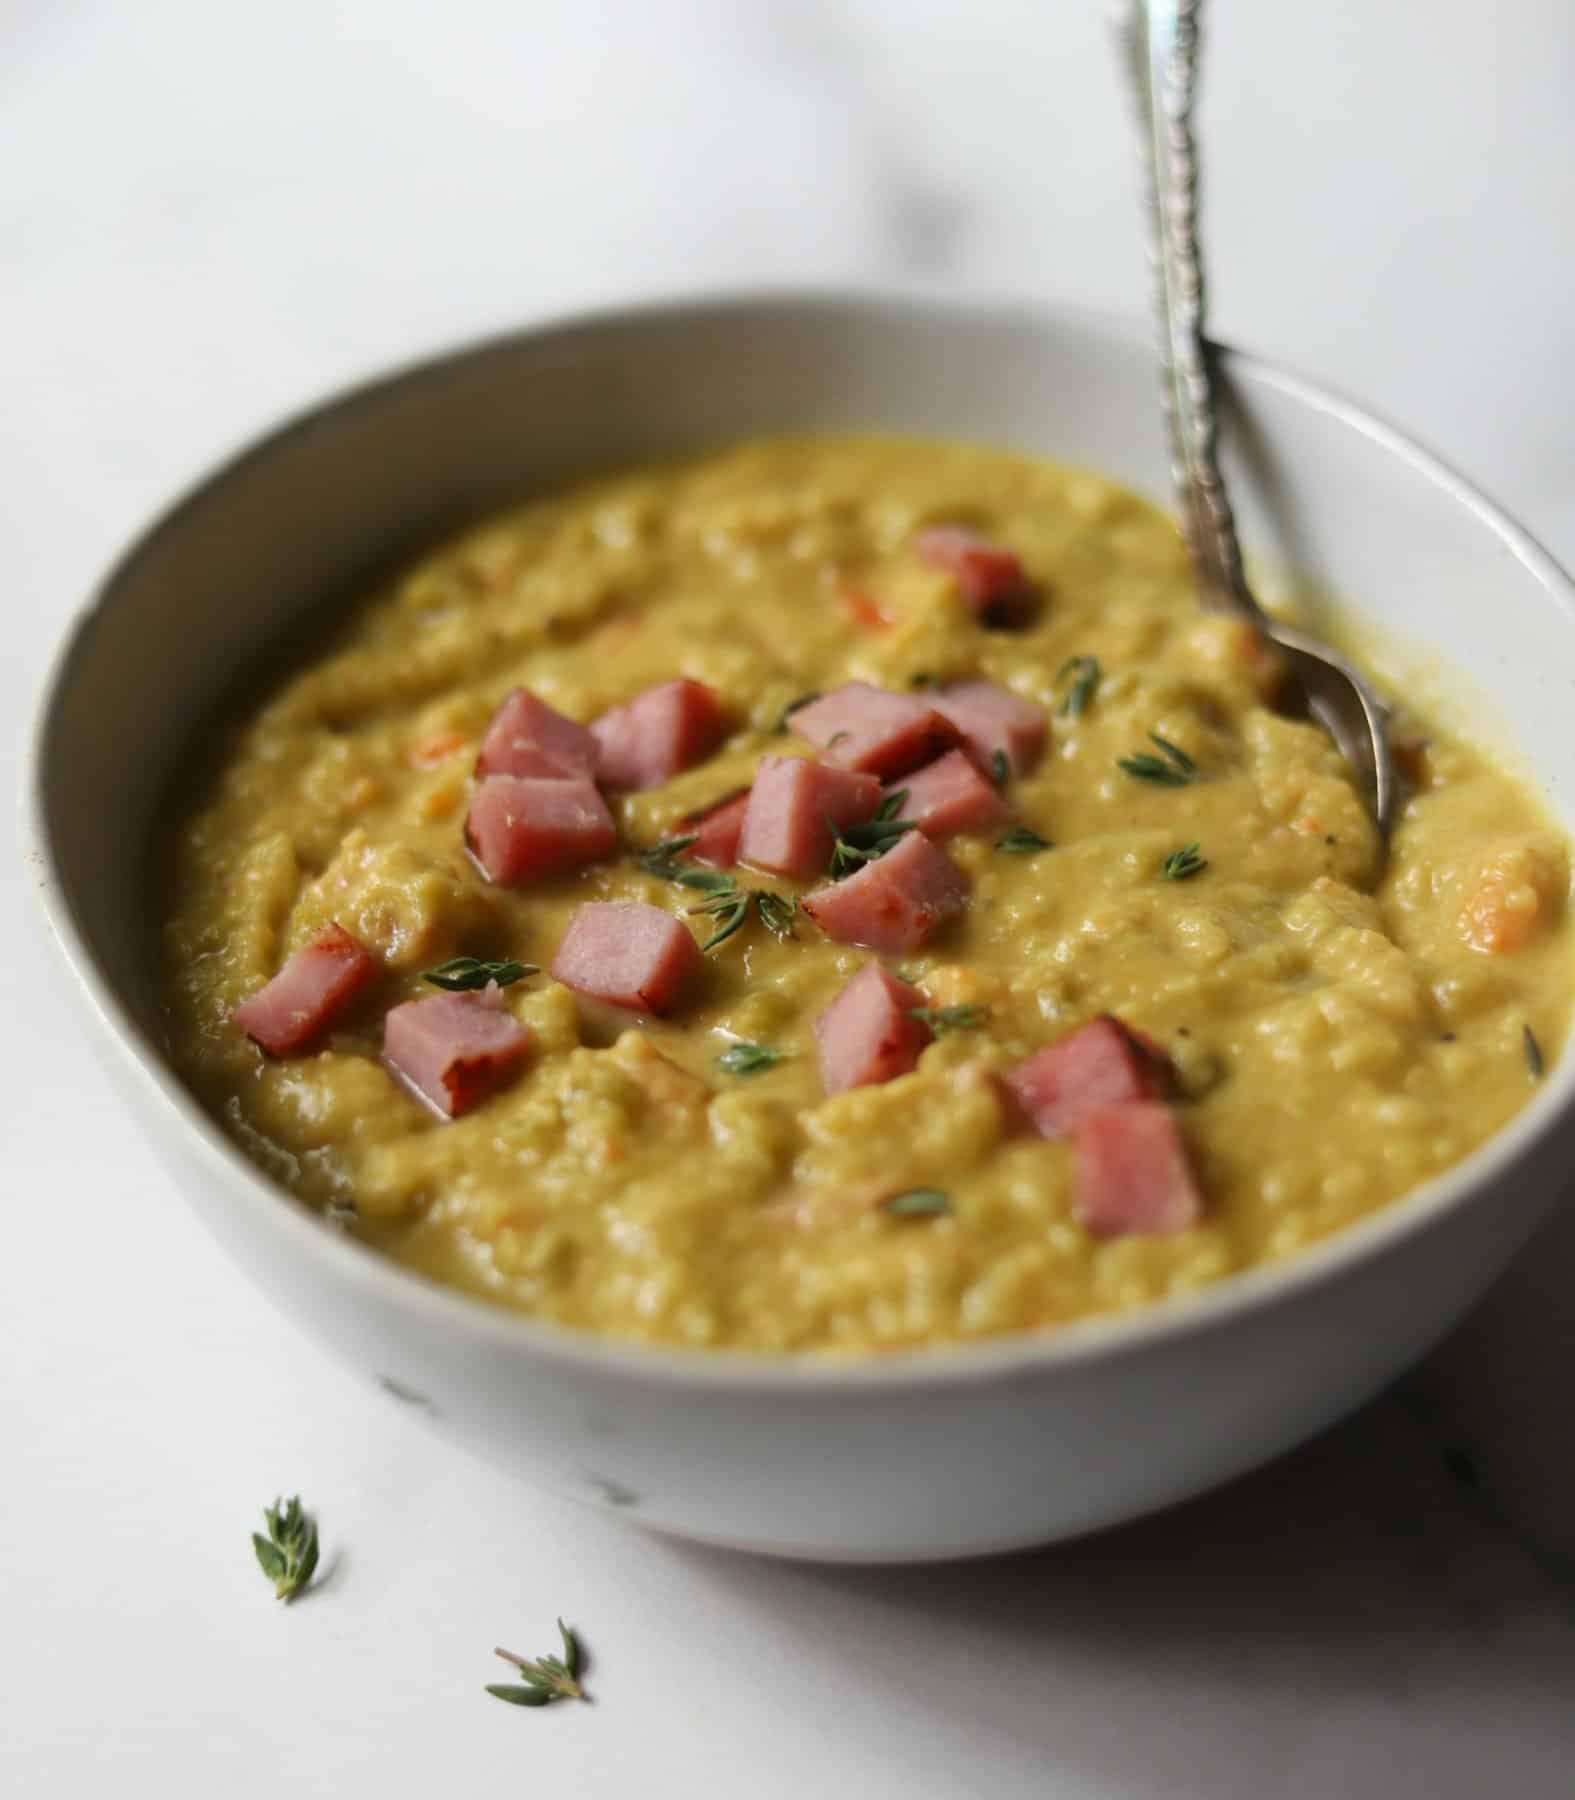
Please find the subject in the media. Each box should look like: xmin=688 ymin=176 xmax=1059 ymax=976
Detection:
xmin=161 ymin=435 xmax=1571 ymax=1352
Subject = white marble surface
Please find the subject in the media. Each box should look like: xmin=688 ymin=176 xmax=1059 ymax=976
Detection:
xmin=5 ymin=3 xmax=1574 ymax=1794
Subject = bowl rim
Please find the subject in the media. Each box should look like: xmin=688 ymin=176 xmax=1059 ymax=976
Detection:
xmin=21 ymin=284 xmax=1575 ymax=1394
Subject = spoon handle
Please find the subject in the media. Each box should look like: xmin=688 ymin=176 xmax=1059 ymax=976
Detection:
xmin=1120 ymin=0 xmax=1261 ymax=625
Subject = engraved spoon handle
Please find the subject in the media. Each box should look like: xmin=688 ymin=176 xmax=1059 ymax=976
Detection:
xmin=1121 ymin=0 xmax=1262 ymax=626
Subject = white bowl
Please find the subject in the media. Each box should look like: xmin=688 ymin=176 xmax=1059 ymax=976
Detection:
xmin=24 ymin=294 xmax=1575 ymax=1560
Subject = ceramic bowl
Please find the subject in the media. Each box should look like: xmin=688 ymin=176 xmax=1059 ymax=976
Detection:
xmin=24 ymin=294 xmax=1575 ymax=1560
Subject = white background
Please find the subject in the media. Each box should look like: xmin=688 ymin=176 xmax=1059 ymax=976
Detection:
xmin=5 ymin=4 xmax=1574 ymax=1794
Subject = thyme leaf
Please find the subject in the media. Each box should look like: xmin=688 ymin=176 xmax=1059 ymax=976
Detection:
xmin=422 ymin=957 xmax=537 ymax=992
xmin=990 ymin=749 xmax=1009 ymax=788
xmin=882 ymin=1188 xmax=952 ymax=1219
xmin=909 ymin=1004 xmax=988 ymax=1033
xmin=776 ymin=692 xmax=821 ymax=732
xmin=1159 ymin=842 xmax=1208 ymax=881
xmin=755 ymin=890 xmax=798 ymax=940
xmin=827 ymin=791 xmax=915 ymax=877
xmin=687 ymin=887 xmax=751 ymax=951
xmin=1057 ymin=655 xmax=1101 ymax=718
xmin=716 ymin=1042 xmax=788 ymax=1075
xmin=995 ymin=826 xmax=1052 ymax=853
xmin=639 ymin=836 xmax=740 ymax=894
xmin=1118 ymin=732 xmax=1198 ymax=786
xmin=1524 ymin=1024 xmax=1545 ymax=1079
xmin=487 ymin=1620 xmax=587 ymax=1708
xmin=251 ymin=1495 xmax=319 ymax=1603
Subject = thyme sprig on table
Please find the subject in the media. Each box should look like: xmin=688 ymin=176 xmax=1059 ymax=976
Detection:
xmin=1159 ymin=842 xmax=1208 ymax=882
xmin=716 ymin=1042 xmax=789 ymax=1075
xmin=251 ymin=1495 xmax=319 ymax=1603
xmin=422 ymin=957 xmax=538 ymax=991
xmin=909 ymin=1004 xmax=988 ymax=1034
xmin=1118 ymin=732 xmax=1198 ymax=787
xmin=486 ymin=1620 xmax=588 ymax=1709
xmin=828 ymin=790 xmax=915 ymax=877
xmin=1057 ymin=655 xmax=1101 ymax=718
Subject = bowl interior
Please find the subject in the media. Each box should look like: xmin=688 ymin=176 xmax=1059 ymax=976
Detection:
xmin=32 ymin=291 xmax=1575 ymax=1234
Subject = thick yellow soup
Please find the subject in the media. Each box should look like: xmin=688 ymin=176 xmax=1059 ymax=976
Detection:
xmin=160 ymin=435 xmax=1571 ymax=1352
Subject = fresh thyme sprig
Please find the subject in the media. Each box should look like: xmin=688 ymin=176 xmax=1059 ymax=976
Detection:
xmin=251 ymin=1495 xmax=319 ymax=1603
xmin=686 ymin=886 xmax=797 ymax=952
xmin=909 ymin=1004 xmax=988 ymax=1033
xmin=755 ymin=890 xmax=798 ymax=940
xmin=716 ymin=1042 xmax=788 ymax=1075
xmin=1057 ymin=655 xmax=1101 ymax=718
xmin=882 ymin=1188 xmax=952 ymax=1218
xmin=638 ymin=836 xmax=736 ymax=893
xmin=1159 ymin=842 xmax=1208 ymax=881
xmin=486 ymin=1620 xmax=587 ymax=1709
xmin=828 ymin=790 xmax=915 ymax=877
xmin=1118 ymin=732 xmax=1198 ymax=786
xmin=1524 ymin=1024 xmax=1545 ymax=1079
xmin=422 ymin=957 xmax=538 ymax=991
xmin=995 ymin=826 xmax=1052 ymax=854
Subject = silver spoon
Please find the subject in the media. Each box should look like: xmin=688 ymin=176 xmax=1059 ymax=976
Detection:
xmin=1119 ymin=0 xmax=1396 ymax=838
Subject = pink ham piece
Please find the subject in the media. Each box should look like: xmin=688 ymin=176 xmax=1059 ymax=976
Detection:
xmin=1003 ymin=1015 xmax=1175 ymax=1140
xmin=801 ymin=828 xmax=968 ymax=954
xmin=931 ymin=680 xmax=1047 ymax=778
xmin=885 ymin=749 xmax=1009 ymax=840
xmin=465 ymin=774 xmax=617 ymax=885
xmin=591 ymin=678 xmax=727 ymax=790
xmin=785 ymin=682 xmax=960 ymax=779
xmin=475 ymin=687 xmax=598 ymax=780
xmin=382 ymin=990 xmax=531 ymax=1119
xmin=686 ymin=789 xmax=750 ymax=868
xmin=233 ymin=922 xmax=378 ymax=1056
xmin=814 ymin=963 xmax=932 ymax=1095
xmin=1072 ymin=1102 xmax=1202 ymax=1236
xmin=737 ymin=755 xmax=881 ymax=879
xmin=913 ymin=524 xmax=1034 ymax=625
xmin=551 ymin=900 xmax=703 ymax=1014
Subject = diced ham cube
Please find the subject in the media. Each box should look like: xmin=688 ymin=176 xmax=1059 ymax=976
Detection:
xmin=382 ymin=990 xmax=531 ymax=1119
xmin=685 ymin=789 xmax=750 ymax=868
xmin=551 ymin=901 xmax=703 ymax=1014
xmin=913 ymin=524 xmax=1034 ymax=625
xmin=801 ymin=829 xmax=968 ymax=954
xmin=814 ymin=962 xmax=932 ymax=1094
xmin=885 ymin=749 xmax=1009 ymax=840
xmin=1073 ymin=1102 xmax=1202 ymax=1236
xmin=737 ymin=755 xmax=882 ymax=879
xmin=931 ymin=680 xmax=1047 ymax=778
xmin=475 ymin=688 xmax=598 ymax=780
xmin=785 ymin=681 xmax=960 ymax=779
xmin=591 ymin=678 xmax=727 ymax=790
xmin=233 ymin=922 xmax=378 ymax=1056
xmin=464 ymin=775 xmax=618 ymax=885
xmin=1003 ymin=1015 xmax=1175 ymax=1140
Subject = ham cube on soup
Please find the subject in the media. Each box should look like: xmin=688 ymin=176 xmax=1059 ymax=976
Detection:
xmin=912 ymin=524 xmax=1034 ymax=626
xmin=1003 ymin=1016 xmax=1175 ymax=1140
xmin=686 ymin=789 xmax=751 ymax=869
xmin=1072 ymin=1102 xmax=1202 ymax=1237
xmin=801 ymin=829 xmax=968 ymax=954
xmin=737 ymin=755 xmax=881 ymax=879
xmin=382 ymin=990 xmax=531 ymax=1119
xmin=591 ymin=679 xmax=727 ymax=790
xmin=886 ymin=749 xmax=1009 ymax=840
xmin=232 ymin=922 xmax=378 ymax=1056
xmin=785 ymin=682 xmax=960 ymax=780
xmin=551 ymin=901 xmax=703 ymax=1014
xmin=475 ymin=687 xmax=599 ymax=780
xmin=814 ymin=963 xmax=932 ymax=1094
xmin=931 ymin=681 xmax=1047 ymax=779
xmin=465 ymin=775 xmax=618 ymax=885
